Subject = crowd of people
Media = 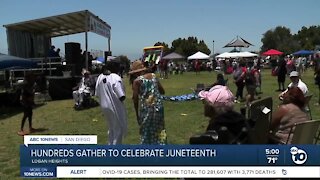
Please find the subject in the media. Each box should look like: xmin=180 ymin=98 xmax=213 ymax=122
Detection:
xmin=16 ymin=54 xmax=319 ymax=146
xmin=158 ymin=60 xmax=188 ymax=79
xmin=92 ymin=57 xmax=313 ymax=145
xmin=192 ymin=69 xmax=311 ymax=145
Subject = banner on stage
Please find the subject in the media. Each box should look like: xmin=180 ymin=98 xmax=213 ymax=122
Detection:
xmin=89 ymin=16 xmax=111 ymax=38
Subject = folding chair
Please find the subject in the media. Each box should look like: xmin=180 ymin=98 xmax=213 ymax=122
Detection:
xmin=247 ymin=96 xmax=273 ymax=144
xmin=315 ymin=128 xmax=320 ymax=144
xmin=285 ymin=120 xmax=320 ymax=144
xmin=304 ymin=94 xmax=313 ymax=120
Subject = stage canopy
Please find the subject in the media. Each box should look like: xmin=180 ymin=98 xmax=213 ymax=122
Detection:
xmin=3 ymin=10 xmax=111 ymax=69
xmin=187 ymin=51 xmax=210 ymax=60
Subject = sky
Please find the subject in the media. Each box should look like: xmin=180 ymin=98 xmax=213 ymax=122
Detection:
xmin=0 ymin=0 xmax=319 ymax=60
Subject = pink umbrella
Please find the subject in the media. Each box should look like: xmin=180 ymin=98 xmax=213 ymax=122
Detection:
xmin=262 ymin=49 xmax=284 ymax=56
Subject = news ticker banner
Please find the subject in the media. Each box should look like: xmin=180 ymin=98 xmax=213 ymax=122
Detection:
xmin=21 ymin=135 xmax=320 ymax=178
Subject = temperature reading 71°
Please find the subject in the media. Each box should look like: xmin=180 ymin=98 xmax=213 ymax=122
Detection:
xmin=267 ymin=156 xmax=278 ymax=164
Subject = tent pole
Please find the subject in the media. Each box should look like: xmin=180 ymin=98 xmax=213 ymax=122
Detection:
xmin=85 ymin=13 xmax=88 ymax=70
xmin=107 ymin=28 xmax=111 ymax=61
xmin=108 ymin=37 xmax=111 ymax=53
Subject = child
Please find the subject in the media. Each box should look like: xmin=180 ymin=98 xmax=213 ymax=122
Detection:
xmin=18 ymin=73 xmax=36 ymax=136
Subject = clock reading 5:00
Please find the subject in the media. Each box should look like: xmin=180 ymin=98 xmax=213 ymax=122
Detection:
xmin=265 ymin=149 xmax=280 ymax=155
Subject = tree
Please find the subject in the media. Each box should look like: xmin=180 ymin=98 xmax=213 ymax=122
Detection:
xmin=198 ymin=40 xmax=211 ymax=55
xmin=170 ymin=36 xmax=211 ymax=57
xmin=261 ymin=25 xmax=320 ymax=54
xmin=261 ymin=26 xmax=300 ymax=54
xmin=295 ymin=25 xmax=320 ymax=50
xmin=117 ymin=55 xmax=131 ymax=73
xmin=171 ymin=38 xmax=184 ymax=55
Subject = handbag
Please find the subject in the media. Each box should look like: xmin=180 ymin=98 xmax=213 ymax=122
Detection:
xmin=272 ymin=67 xmax=278 ymax=76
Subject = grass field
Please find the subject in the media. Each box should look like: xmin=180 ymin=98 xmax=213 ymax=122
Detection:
xmin=1 ymin=68 xmax=320 ymax=179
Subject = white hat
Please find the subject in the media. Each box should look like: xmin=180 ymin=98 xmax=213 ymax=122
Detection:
xmin=289 ymin=71 xmax=299 ymax=77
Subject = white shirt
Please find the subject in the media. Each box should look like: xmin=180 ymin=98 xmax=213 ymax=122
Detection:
xmin=78 ymin=77 xmax=91 ymax=94
xmin=95 ymin=73 xmax=125 ymax=108
xmin=95 ymin=73 xmax=128 ymax=144
xmin=95 ymin=73 xmax=127 ymax=134
xmin=287 ymin=79 xmax=308 ymax=96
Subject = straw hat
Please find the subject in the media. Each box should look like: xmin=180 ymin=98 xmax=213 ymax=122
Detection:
xmin=128 ymin=60 xmax=146 ymax=74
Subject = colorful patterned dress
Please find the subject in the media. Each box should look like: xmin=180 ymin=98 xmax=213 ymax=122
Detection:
xmin=137 ymin=73 xmax=166 ymax=145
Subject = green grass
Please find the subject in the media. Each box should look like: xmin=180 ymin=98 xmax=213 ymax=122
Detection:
xmin=1 ymin=69 xmax=320 ymax=179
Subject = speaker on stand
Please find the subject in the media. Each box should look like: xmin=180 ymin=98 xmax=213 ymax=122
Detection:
xmin=65 ymin=42 xmax=82 ymax=76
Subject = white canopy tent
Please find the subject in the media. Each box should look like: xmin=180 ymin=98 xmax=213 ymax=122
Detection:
xmin=216 ymin=51 xmax=258 ymax=58
xmin=216 ymin=52 xmax=234 ymax=58
xmin=187 ymin=51 xmax=210 ymax=60
xmin=240 ymin=51 xmax=258 ymax=57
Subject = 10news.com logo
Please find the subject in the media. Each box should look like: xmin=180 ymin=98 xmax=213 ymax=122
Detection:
xmin=290 ymin=147 xmax=308 ymax=165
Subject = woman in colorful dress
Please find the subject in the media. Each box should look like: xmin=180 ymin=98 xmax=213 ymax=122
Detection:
xmin=129 ymin=60 xmax=166 ymax=144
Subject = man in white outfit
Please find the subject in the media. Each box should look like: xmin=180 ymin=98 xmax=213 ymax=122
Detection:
xmin=279 ymin=71 xmax=308 ymax=100
xmin=95 ymin=61 xmax=127 ymax=145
